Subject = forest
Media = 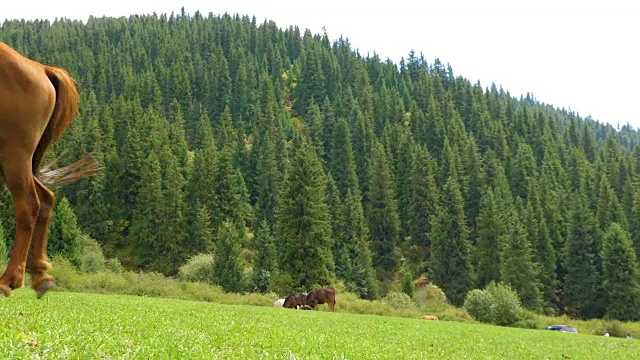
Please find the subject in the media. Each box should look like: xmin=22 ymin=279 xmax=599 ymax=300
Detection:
xmin=1 ymin=9 xmax=640 ymax=321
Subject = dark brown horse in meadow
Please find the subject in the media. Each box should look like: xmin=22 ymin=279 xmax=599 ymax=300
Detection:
xmin=0 ymin=42 xmax=96 ymax=298
xmin=283 ymin=292 xmax=308 ymax=309
xmin=306 ymin=288 xmax=336 ymax=311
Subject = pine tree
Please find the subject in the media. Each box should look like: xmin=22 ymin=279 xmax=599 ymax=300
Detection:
xmin=329 ymin=118 xmax=359 ymax=198
xmin=524 ymin=182 xmax=558 ymax=310
xmin=338 ymin=188 xmax=379 ymax=299
xmin=212 ymin=221 xmax=246 ymax=293
xmin=276 ymin=135 xmax=334 ymax=289
xmin=128 ymin=151 xmax=167 ymax=273
xmin=190 ymin=203 xmax=213 ymax=254
xmin=367 ymin=141 xmax=401 ymax=280
xmin=564 ymin=193 xmax=604 ymax=319
xmin=501 ymin=207 xmax=542 ymax=310
xmin=630 ymin=184 xmax=640 ymax=256
xmin=407 ymin=144 xmax=439 ymax=273
xmin=601 ymin=223 xmax=640 ymax=321
xmin=251 ymin=220 xmax=278 ymax=293
xmin=475 ymin=187 xmax=506 ymax=288
xmin=429 ymin=158 xmax=472 ymax=307
xmin=48 ymin=197 xmax=82 ymax=267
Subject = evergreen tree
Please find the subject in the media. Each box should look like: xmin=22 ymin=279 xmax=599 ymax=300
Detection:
xmin=128 ymin=151 xmax=170 ymax=273
xmin=429 ymin=160 xmax=472 ymax=307
xmin=524 ymin=182 xmax=558 ymax=310
xmin=276 ymin=135 xmax=334 ymax=289
xmin=212 ymin=221 xmax=246 ymax=293
xmin=407 ymin=144 xmax=439 ymax=273
xmin=501 ymin=207 xmax=542 ymax=310
xmin=630 ymin=184 xmax=640 ymax=256
xmin=475 ymin=187 xmax=506 ymax=288
xmin=48 ymin=197 xmax=81 ymax=267
xmin=601 ymin=223 xmax=640 ymax=321
xmin=251 ymin=220 xmax=278 ymax=293
xmin=338 ymin=188 xmax=379 ymax=299
xmin=367 ymin=141 xmax=401 ymax=279
xmin=189 ymin=203 xmax=214 ymax=255
xmin=564 ymin=193 xmax=604 ymax=318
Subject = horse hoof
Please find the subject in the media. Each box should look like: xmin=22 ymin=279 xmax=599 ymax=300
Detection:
xmin=34 ymin=279 xmax=54 ymax=299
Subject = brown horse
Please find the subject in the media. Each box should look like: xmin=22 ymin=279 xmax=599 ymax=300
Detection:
xmin=282 ymin=292 xmax=308 ymax=309
xmin=0 ymin=42 xmax=93 ymax=298
xmin=306 ymin=288 xmax=336 ymax=311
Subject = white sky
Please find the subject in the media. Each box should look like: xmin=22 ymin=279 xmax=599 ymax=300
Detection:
xmin=3 ymin=1 xmax=639 ymax=130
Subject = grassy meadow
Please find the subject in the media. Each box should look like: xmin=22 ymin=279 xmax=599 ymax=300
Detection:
xmin=1 ymin=290 xmax=639 ymax=359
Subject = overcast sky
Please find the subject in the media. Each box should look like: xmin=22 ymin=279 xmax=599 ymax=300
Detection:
xmin=3 ymin=1 xmax=639 ymax=129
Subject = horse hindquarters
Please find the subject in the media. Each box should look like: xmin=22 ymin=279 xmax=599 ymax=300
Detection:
xmin=0 ymin=43 xmax=79 ymax=298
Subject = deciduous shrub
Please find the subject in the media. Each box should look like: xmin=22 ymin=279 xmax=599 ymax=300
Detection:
xmin=463 ymin=282 xmax=524 ymax=326
xmin=178 ymin=253 xmax=214 ymax=283
xmin=382 ymin=291 xmax=418 ymax=311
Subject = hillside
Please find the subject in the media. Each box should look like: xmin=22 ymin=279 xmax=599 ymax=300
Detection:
xmin=1 ymin=10 xmax=640 ymax=320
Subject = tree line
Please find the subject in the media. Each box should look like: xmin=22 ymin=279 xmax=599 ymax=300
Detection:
xmin=1 ymin=9 xmax=640 ymax=320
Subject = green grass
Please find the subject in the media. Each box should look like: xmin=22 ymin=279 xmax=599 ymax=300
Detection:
xmin=1 ymin=290 xmax=638 ymax=359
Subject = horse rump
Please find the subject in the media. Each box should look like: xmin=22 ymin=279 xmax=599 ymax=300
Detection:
xmin=306 ymin=288 xmax=336 ymax=311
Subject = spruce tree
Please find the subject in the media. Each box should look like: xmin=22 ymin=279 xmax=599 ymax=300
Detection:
xmin=212 ymin=221 xmax=246 ymax=293
xmin=251 ymin=220 xmax=278 ymax=293
xmin=475 ymin=187 xmax=506 ymax=288
xmin=48 ymin=197 xmax=81 ymax=267
xmin=367 ymin=141 xmax=401 ymax=280
xmin=601 ymin=223 xmax=640 ymax=321
xmin=564 ymin=193 xmax=604 ymax=319
xmin=429 ymin=157 xmax=472 ymax=307
xmin=630 ymin=184 xmax=640 ymax=256
xmin=407 ymin=144 xmax=439 ymax=273
xmin=276 ymin=134 xmax=334 ymax=289
xmin=339 ymin=188 xmax=379 ymax=299
xmin=501 ymin=207 xmax=542 ymax=311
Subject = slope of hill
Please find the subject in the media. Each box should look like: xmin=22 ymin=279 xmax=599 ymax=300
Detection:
xmin=1 ymin=11 xmax=639 ymax=320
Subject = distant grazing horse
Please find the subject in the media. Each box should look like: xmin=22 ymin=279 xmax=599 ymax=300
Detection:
xmin=0 ymin=42 xmax=96 ymax=298
xmin=274 ymin=299 xmax=285 ymax=308
xmin=306 ymin=288 xmax=336 ymax=311
xmin=283 ymin=292 xmax=308 ymax=309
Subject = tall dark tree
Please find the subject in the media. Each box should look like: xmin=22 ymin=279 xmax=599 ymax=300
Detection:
xmin=601 ymin=223 xmax=640 ymax=321
xmin=48 ymin=198 xmax=81 ymax=267
xmin=367 ymin=141 xmax=401 ymax=280
xmin=429 ymin=151 xmax=472 ymax=307
xmin=564 ymin=193 xmax=604 ymax=319
xmin=251 ymin=220 xmax=278 ymax=293
xmin=407 ymin=144 xmax=439 ymax=273
xmin=475 ymin=187 xmax=506 ymax=288
xmin=501 ymin=207 xmax=542 ymax=310
xmin=276 ymin=135 xmax=334 ymax=289
xmin=212 ymin=221 xmax=246 ymax=293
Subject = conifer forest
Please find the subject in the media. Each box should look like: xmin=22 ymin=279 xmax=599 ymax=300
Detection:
xmin=2 ymin=10 xmax=640 ymax=320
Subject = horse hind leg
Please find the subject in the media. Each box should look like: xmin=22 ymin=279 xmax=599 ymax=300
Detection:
xmin=0 ymin=159 xmax=40 ymax=297
xmin=26 ymin=177 xmax=55 ymax=298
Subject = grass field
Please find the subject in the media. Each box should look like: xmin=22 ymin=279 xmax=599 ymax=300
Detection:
xmin=1 ymin=290 xmax=639 ymax=359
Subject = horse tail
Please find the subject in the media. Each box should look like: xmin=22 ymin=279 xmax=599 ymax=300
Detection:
xmin=34 ymin=66 xmax=99 ymax=187
xmin=33 ymin=66 xmax=79 ymax=174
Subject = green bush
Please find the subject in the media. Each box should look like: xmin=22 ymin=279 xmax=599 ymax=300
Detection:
xmin=464 ymin=289 xmax=495 ymax=323
xmin=486 ymin=282 xmax=524 ymax=326
xmin=78 ymin=235 xmax=106 ymax=273
xmin=382 ymin=291 xmax=418 ymax=311
xmin=463 ymin=283 xmax=524 ymax=326
xmin=178 ymin=253 xmax=214 ymax=283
